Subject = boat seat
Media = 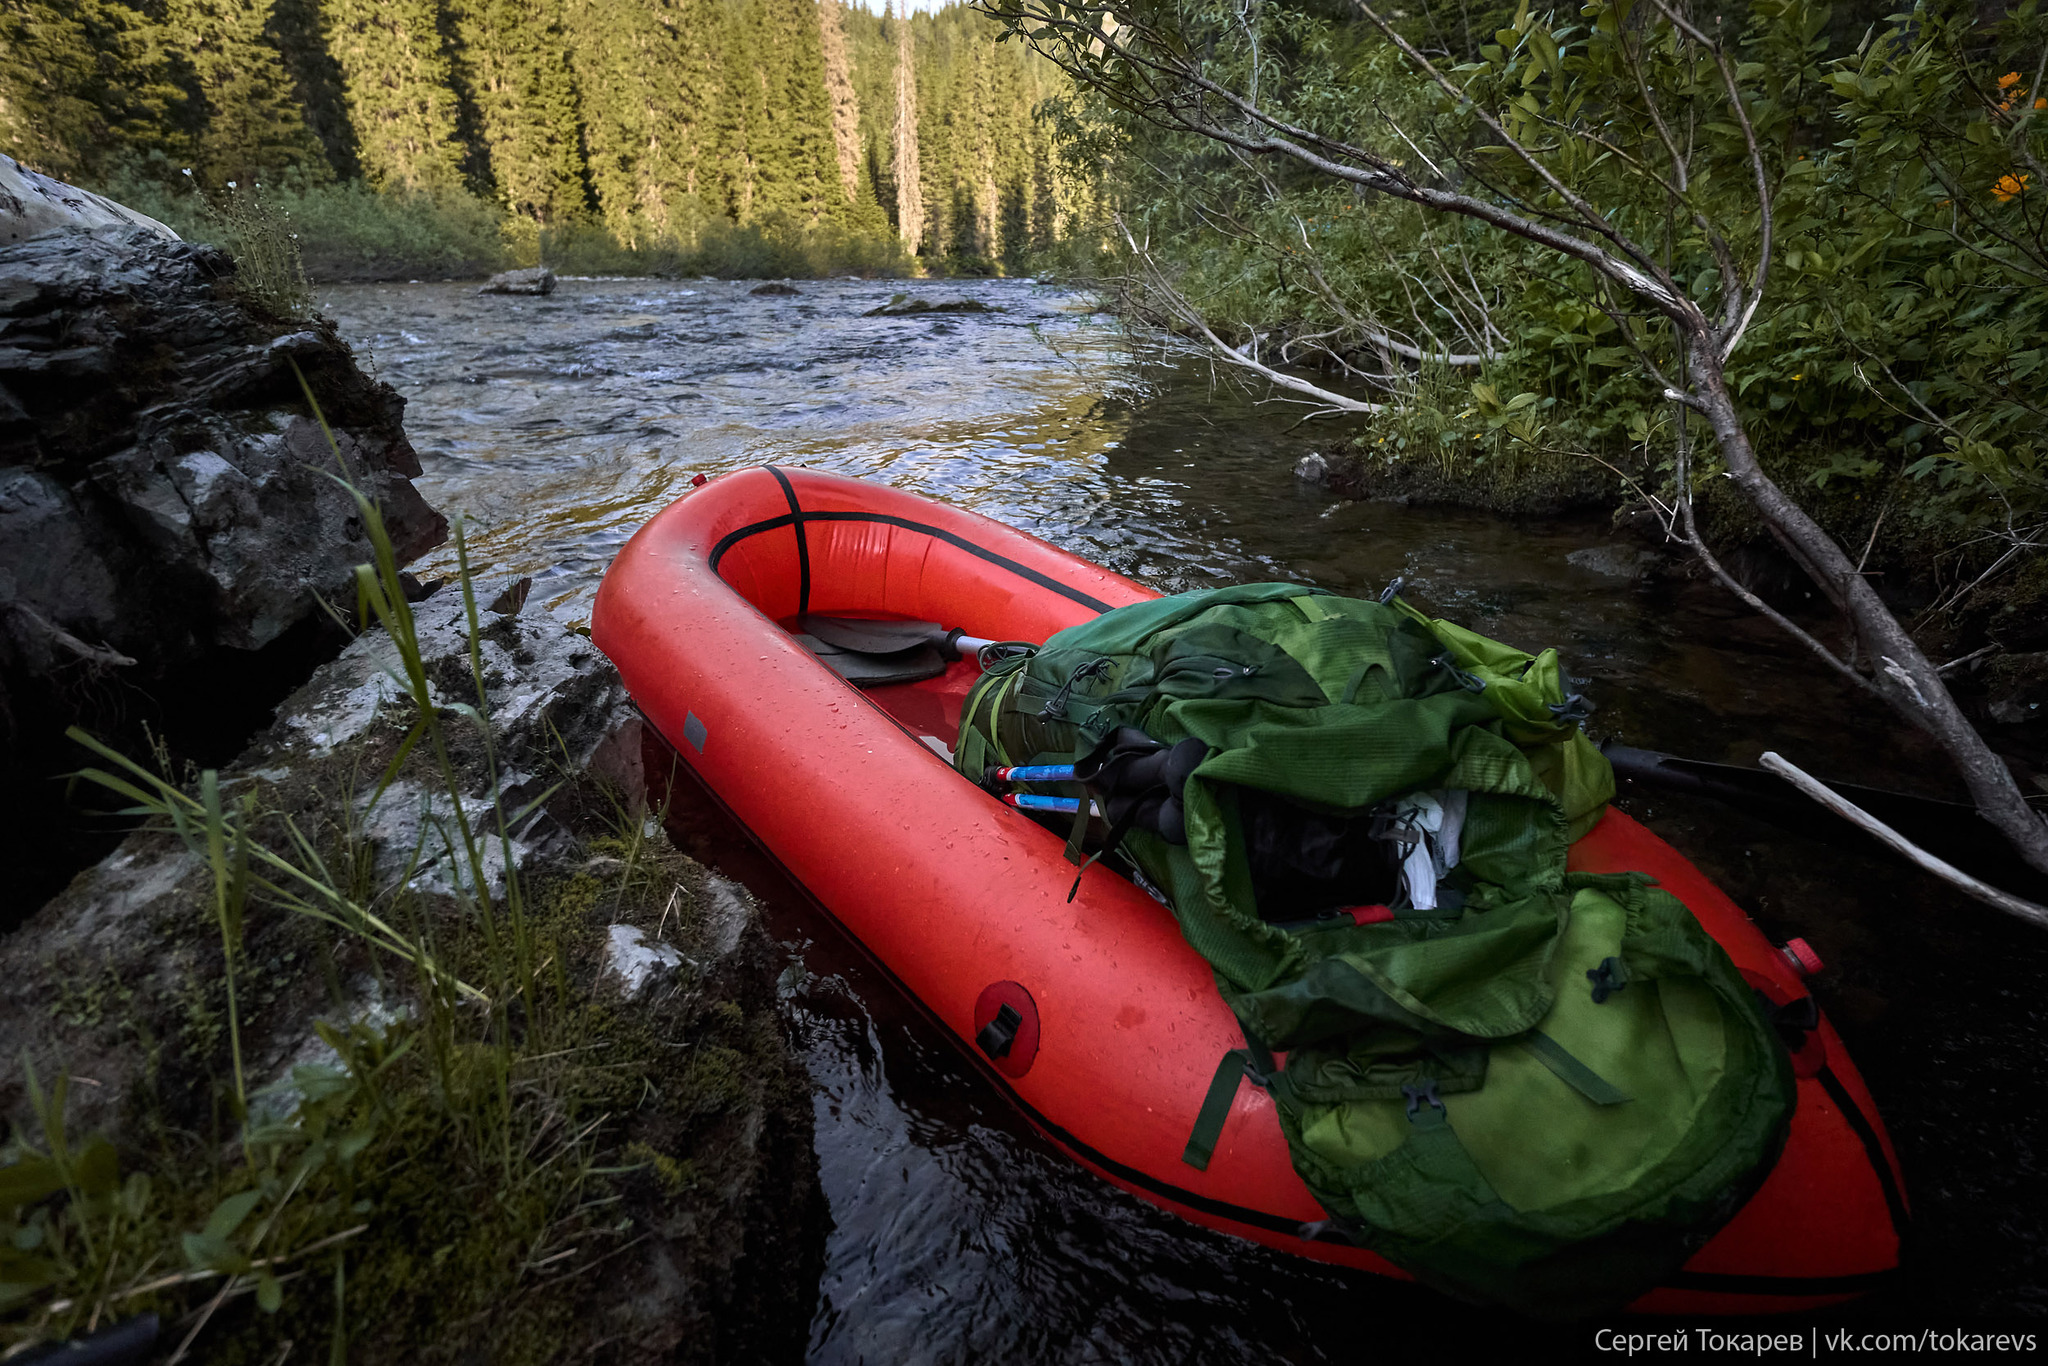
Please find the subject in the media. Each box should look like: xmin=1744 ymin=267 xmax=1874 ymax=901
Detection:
xmin=793 ymin=633 xmax=949 ymax=688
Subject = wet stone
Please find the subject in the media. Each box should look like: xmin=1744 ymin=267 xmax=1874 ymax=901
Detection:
xmin=480 ymin=266 xmax=557 ymax=296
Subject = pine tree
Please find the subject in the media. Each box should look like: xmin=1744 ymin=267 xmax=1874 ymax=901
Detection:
xmin=568 ymin=0 xmax=724 ymax=241
xmin=171 ymin=0 xmax=325 ymax=183
xmin=890 ymin=1 xmax=921 ymax=252
xmin=714 ymin=0 xmax=764 ymax=219
xmin=450 ymin=0 xmax=584 ymax=222
xmin=0 ymin=0 xmax=187 ymax=181
xmin=322 ymin=0 xmax=466 ymax=190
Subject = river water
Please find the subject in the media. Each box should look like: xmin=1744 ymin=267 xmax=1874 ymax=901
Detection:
xmin=321 ymin=277 xmax=2046 ymax=1348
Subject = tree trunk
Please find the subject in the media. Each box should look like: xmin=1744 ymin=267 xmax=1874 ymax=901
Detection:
xmin=818 ymin=0 xmax=861 ymax=205
xmin=892 ymin=3 xmax=924 ymax=252
xmin=1687 ymin=336 xmax=2048 ymax=878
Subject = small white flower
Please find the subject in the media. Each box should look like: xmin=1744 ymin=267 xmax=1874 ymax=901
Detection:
xmin=227 ymin=180 xmax=237 ymax=189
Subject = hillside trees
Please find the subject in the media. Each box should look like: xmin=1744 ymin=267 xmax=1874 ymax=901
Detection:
xmin=449 ymin=0 xmax=584 ymax=222
xmin=322 ymin=0 xmax=467 ymax=190
xmin=0 ymin=0 xmax=187 ymax=181
xmin=0 ymin=0 xmax=1079 ymax=267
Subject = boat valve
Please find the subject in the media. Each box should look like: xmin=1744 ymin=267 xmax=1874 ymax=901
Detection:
xmin=972 ymin=981 xmax=1041 ymax=1078
xmin=976 ymin=1005 xmax=1021 ymax=1059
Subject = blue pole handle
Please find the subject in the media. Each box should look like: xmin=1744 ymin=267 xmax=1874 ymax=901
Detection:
xmin=993 ymin=763 xmax=1077 ymax=783
xmin=1003 ymin=793 xmax=1099 ymax=816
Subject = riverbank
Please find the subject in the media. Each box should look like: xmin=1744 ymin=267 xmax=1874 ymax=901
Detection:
xmin=0 ymin=206 xmax=824 ymax=1359
xmin=86 ymin=168 xmax=1087 ymax=285
xmin=0 ymin=566 xmax=823 ymax=1362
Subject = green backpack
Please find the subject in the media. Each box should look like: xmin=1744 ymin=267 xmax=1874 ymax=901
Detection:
xmin=956 ymin=584 xmax=1794 ymax=1318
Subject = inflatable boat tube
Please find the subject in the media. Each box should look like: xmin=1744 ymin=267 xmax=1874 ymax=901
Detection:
xmin=592 ymin=466 xmax=1906 ymax=1314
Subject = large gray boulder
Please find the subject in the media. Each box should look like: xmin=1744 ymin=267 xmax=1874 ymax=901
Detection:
xmin=480 ymin=265 xmax=556 ymax=295
xmin=0 ymin=224 xmax=446 ymax=907
xmin=0 ymin=227 xmax=444 ymax=672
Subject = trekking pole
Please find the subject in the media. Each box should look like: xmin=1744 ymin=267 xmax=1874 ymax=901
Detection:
xmin=1003 ymin=793 xmax=1101 ymax=817
xmin=987 ymin=762 xmax=1077 ymax=785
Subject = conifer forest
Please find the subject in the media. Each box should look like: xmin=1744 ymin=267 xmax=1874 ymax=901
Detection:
xmin=0 ymin=0 xmax=1088 ymax=275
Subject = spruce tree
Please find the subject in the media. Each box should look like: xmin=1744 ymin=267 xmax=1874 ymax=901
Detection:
xmin=450 ymin=0 xmax=584 ymax=222
xmin=171 ymin=0 xmax=325 ymax=183
xmin=322 ymin=0 xmax=466 ymax=190
xmin=746 ymin=0 xmax=835 ymax=226
xmin=268 ymin=0 xmax=359 ymax=177
xmin=0 ymin=0 xmax=187 ymax=181
xmin=568 ymin=0 xmax=723 ymax=242
xmin=713 ymin=0 xmax=764 ymax=220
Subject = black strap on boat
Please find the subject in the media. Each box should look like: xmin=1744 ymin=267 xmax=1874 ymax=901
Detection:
xmin=1756 ymin=990 xmax=1821 ymax=1053
xmin=1184 ymin=1050 xmax=1261 ymax=1171
xmin=1182 ymin=1025 xmax=1277 ymax=1171
xmin=764 ymin=464 xmax=811 ymax=615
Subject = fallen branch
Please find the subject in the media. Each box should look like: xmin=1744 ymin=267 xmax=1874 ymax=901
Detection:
xmin=1759 ymin=751 xmax=2048 ymax=930
xmin=1115 ymin=216 xmax=1386 ymax=414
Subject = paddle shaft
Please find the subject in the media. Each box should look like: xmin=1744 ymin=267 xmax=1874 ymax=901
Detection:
xmin=1602 ymin=742 xmax=2047 ymax=897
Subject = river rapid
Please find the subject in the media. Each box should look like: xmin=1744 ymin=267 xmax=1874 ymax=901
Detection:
xmin=321 ymin=276 xmax=2046 ymax=1350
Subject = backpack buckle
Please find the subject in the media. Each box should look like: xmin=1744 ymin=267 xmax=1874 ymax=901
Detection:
xmin=1402 ymin=1079 xmax=1444 ymax=1118
xmin=1587 ymin=956 xmax=1630 ymax=1004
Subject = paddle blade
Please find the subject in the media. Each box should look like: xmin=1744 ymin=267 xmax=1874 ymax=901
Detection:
xmin=800 ymin=615 xmax=945 ymax=655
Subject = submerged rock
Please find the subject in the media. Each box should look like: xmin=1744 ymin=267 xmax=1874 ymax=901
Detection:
xmin=480 ymin=266 xmax=557 ymax=295
xmin=863 ymin=292 xmax=999 ymax=316
xmin=749 ymin=281 xmax=801 ymax=296
xmin=1566 ymin=544 xmax=1662 ymax=579
xmin=1294 ymin=451 xmax=1329 ymax=484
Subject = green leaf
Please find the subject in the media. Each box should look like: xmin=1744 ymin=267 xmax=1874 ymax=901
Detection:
xmin=204 ymin=1188 xmax=264 ymax=1242
xmin=121 ymin=1171 xmax=152 ymax=1221
xmin=0 ymin=1158 xmax=64 ymax=1212
xmin=182 ymin=1230 xmax=244 ymax=1272
xmin=75 ymin=1139 xmax=119 ymax=1199
xmin=258 ymin=1270 xmax=284 ymax=1313
xmin=336 ymin=1127 xmax=376 ymax=1164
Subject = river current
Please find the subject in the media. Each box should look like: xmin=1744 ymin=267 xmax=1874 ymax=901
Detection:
xmin=321 ymin=276 xmax=2046 ymax=1349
